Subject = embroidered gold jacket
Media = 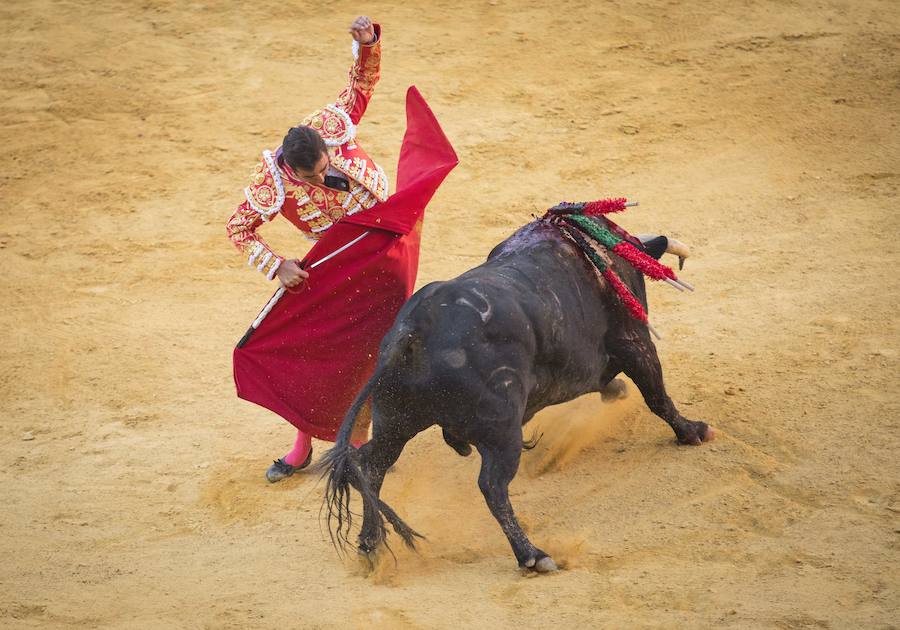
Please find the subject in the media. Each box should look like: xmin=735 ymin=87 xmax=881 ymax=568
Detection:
xmin=226 ymin=26 xmax=387 ymax=280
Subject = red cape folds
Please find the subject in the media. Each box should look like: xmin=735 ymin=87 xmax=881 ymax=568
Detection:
xmin=232 ymin=87 xmax=458 ymax=440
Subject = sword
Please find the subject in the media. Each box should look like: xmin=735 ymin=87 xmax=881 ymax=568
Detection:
xmin=236 ymin=230 xmax=371 ymax=348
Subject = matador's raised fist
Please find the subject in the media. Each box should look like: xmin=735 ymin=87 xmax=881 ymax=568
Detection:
xmin=349 ymin=16 xmax=376 ymax=44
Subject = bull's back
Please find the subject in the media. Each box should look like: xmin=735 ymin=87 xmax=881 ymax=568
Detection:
xmin=376 ymin=222 xmax=615 ymax=400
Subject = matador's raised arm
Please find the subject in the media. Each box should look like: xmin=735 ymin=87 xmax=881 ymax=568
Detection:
xmin=334 ymin=22 xmax=382 ymax=125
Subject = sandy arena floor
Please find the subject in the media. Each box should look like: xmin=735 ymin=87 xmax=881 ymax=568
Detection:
xmin=1 ymin=0 xmax=898 ymax=628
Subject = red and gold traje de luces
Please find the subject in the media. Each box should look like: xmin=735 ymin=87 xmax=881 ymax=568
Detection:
xmin=232 ymin=86 xmax=458 ymax=440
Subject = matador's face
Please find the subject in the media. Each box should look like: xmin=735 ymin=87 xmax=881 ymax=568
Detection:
xmin=292 ymin=151 xmax=329 ymax=185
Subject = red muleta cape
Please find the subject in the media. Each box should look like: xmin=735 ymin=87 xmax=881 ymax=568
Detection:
xmin=232 ymin=87 xmax=457 ymax=440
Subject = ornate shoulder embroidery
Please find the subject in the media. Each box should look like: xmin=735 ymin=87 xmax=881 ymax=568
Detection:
xmin=243 ymin=150 xmax=285 ymax=222
xmin=302 ymin=105 xmax=357 ymax=147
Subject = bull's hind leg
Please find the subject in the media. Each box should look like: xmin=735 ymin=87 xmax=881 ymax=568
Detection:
xmin=611 ymin=335 xmax=714 ymax=445
xmin=475 ymin=433 xmax=557 ymax=572
xmin=355 ymin=413 xmax=425 ymax=557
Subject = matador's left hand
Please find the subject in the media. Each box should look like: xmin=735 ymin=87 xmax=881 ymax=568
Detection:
xmin=349 ymin=16 xmax=376 ymax=44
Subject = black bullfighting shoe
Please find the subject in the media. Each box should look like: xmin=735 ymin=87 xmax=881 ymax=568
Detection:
xmin=265 ymin=449 xmax=313 ymax=483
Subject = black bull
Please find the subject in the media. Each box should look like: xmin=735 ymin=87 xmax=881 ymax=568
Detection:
xmin=321 ymin=219 xmax=714 ymax=572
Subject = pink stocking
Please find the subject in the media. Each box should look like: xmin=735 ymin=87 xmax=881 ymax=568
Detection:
xmin=283 ymin=430 xmax=312 ymax=467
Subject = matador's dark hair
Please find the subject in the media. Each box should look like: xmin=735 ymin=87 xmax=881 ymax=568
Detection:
xmin=282 ymin=126 xmax=327 ymax=171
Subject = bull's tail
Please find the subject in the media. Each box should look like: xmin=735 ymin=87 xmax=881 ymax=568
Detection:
xmin=318 ymin=376 xmax=423 ymax=555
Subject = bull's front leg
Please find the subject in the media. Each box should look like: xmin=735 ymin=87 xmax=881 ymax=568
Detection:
xmin=611 ymin=334 xmax=715 ymax=445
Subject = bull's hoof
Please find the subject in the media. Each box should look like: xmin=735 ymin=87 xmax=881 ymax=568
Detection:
xmin=522 ymin=554 xmax=558 ymax=573
xmin=676 ymin=421 xmax=715 ymax=445
xmin=534 ymin=556 xmax=558 ymax=572
xmin=356 ymin=544 xmax=378 ymax=571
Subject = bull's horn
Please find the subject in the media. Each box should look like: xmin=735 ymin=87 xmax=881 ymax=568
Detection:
xmin=665 ymin=238 xmax=690 ymax=260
